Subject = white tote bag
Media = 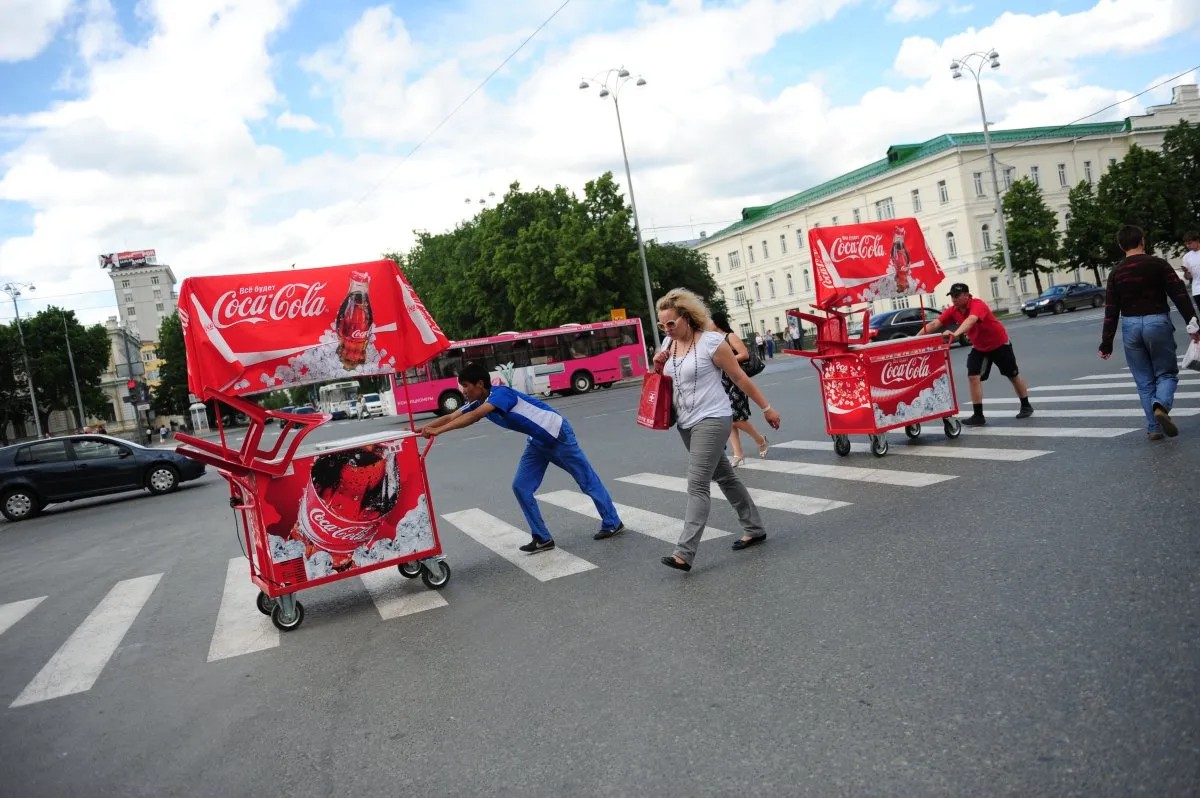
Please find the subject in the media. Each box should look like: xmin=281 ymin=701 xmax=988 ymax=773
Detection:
xmin=1182 ymin=340 xmax=1200 ymax=373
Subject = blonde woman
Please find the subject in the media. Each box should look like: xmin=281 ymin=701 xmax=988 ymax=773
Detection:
xmin=653 ymin=289 xmax=782 ymax=572
xmin=710 ymin=311 xmax=769 ymax=466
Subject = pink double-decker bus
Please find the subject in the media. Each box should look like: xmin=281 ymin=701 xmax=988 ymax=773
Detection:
xmin=391 ymin=318 xmax=648 ymax=415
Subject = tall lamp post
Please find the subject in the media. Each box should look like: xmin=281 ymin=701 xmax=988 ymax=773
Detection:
xmin=951 ymin=50 xmax=1020 ymax=311
xmin=59 ymin=309 xmax=86 ymax=430
xmin=579 ymin=67 xmax=659 ymax=349
xmin=1 ymin=281 xmax=43 ymax=438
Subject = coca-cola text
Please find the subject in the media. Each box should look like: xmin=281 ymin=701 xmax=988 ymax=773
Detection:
xmin=212 ymin=283 xmax=329 ymax=328
xmin=828 ymin=235 xmax=886 ymax=263
xmin=879 ymin=355 xmax=934 ymax=386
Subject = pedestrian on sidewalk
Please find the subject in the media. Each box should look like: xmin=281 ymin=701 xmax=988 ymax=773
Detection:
xmin=765 ymin=330 xmax=775 ymax=359
xmin=755 ymin=332 xmax=765 ymax=361
xmin=417 ymin=362 xmax=624 ymax=553
xmin=654 ymin=289 xmax=781 ymax=573
xmin=1181 ymin=231 xmax=1200 ymax=315
xmin=159 ymin=424 xmax=169 ymax=443
xmin=1099 ymin=225 xmax=1200 ymax=441
xmin=919 ymin=283 xmax=1034 ymax=426
xmin=710 ymin=312 xmax=770 ymax=467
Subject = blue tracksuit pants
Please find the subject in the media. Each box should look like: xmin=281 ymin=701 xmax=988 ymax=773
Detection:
xmin=512 ymin=425 xmax=621 ymax=541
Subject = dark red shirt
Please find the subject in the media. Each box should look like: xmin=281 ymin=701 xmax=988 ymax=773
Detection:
xmin=939 ymin=298 xmax=1007 ymax=352
xmin=1099 ymin=254 xmax=1195 ymax=355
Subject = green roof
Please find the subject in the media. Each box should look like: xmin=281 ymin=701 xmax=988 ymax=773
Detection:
xmin=704 ymin=120 xmax=1132 ymax=242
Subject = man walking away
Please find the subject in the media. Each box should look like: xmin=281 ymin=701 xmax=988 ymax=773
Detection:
xmin=920 ymin=283 xmax=1033 ymax=426
xmin=1181 ymin=231 xmax=1200 ymax=316
xmin=1099 ymin=225 xmax=1200 ymax=441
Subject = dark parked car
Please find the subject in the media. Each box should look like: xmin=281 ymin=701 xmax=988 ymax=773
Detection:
xmin=850 ymin=307 xmax=968 ymax=347
xmin=0 ymin=434 xmax=206 ymax=522
xmin=1022 ymin=282 xmax=1105 ymax=317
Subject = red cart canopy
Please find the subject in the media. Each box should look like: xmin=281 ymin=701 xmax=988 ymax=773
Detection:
xmin=808 ymin=218 xmax=944 ymax=309
xmin=178 ymin=259 xmax=449 ymax=398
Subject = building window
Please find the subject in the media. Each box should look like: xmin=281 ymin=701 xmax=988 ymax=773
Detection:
xmin=981 ymin=224 xmax=992 ymax=251
xmin=748 ymin=245 xmax=755 ymax=264
xmin=733 ymin=285 xmax=747 ymax=306
xmin=1084 ymin=161 xmax=1093 ymax=185
xmin=853 ymin=209 xmax=862 ymax=223
xmin=754 ymin=281 xmax=762 ymax=302
xmin=142 ymin=351 xmax=153 ymax=362
xmin=786 ymin=273 xmax=794 ymax=295
xmin=729 ymin=251 xmax=741 ymax=269
xmin=1003 ymin=167 xmax=1014 ymax=190
xmin=121 ymin=279 xmax=130 ymax=288
xmin=937 ymin=180 xmax=949 ymax=204
xmin=990 ymin=276 xmax=1000 ymax=300
xmin=151 ymin=276 xmax=160 ymax=285
xmin=1030 ymin=165 xmax=1040 ymax=187
xmin=803 ymin=270 xmax=811 ymax=291
xmin=740 ymin=322 xmax=752 ymax=338
xmin=1108 ymin=157 xmax=1117 ymax=167
xmin=1057 ymin=163 xmax=1068 ymax=187
xmin=762 ymin=240 xmax=769 ymax=259
xmin=796 ymin=229 xmax=804 ymax=249
xmin=153 ymin=289 xmax=162 ymax=299
xmin=890 ymin=295 xmax=910 ymax=310
xmin=768 ymin=277 xmax=776 ymax=299
xmin=1019 ymin=275 xmax=1029 ymax=294
xmin=155 ymin=302 xmax=165 ymax=312
xmin=126 ymin=306 xmax=136 ymax=317
xmin=875 ymin=197 xmax=895 ymax=220
xmin=773 ymin=316 xmax=781 ymax=333
xmin=713 ymin=256 xmax=721 ymax=274
xmin=779 ymin=234 xmax=787 ymax=255
xmin=831 ymin=215 xmax=838 ymax=226
xmin=973 ymin=172 xmax=984 ymax=197
xmin=946 ymin=232 xmax=958 ymax=259
xmin=124 ymin=292 xmax=133 ymax=303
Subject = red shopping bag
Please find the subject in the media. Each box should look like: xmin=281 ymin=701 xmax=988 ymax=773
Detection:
xmin=637 ymin=371 xmax=675 ymax=430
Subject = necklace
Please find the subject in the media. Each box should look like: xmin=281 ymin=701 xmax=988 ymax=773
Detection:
xmin=670 ymin=335 xmax=700 ymax=415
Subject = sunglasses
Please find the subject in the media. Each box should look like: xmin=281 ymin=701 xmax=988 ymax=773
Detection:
xmin=657 ymin=318 xmax=686 ymax=332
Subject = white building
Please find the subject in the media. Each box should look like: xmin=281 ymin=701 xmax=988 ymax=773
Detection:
xmin=694 ymin=85 xmax=1200 ymax=341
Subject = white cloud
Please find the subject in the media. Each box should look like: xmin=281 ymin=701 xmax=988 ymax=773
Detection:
xmin=889 ymin=0 xmax=940 ymax=23
xmin=0 ymin=0 xmax=74 ymax=61
xmin=276 ymin=111 xmax=323 ymax=132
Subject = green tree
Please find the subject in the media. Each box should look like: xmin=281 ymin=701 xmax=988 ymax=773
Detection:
xmin=151 ymin=312 xmax=190 ymax=417
xmin=1097 ymin=144 xmax=1182 ymax=254
xmin=1061 ymin=180 xmax=1119 ymax=285
xmin=990 ymin=177 xmax=1059 ymax=295
xmin=0 ymin=323 xmax=30 ymax=443
xmin=1161 ymin=120 xmax=1200 ymax=244
xmin=23 ymin=308 xmax=110 ymax=431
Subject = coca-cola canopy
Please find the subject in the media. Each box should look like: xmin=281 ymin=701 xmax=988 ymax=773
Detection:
xmin=808 ymin=218 xmax=944 ymax=310
xmin=178 ymin=259 xmax=450 ymax=399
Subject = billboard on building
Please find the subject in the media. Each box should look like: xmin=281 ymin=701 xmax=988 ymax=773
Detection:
xmin=99 ymin=250 xmax=158 ymax=269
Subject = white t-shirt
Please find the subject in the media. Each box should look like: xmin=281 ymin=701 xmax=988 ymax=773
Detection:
xmin=1183 ymin=250 xmax=1200 ymax=295
xmin=662 ymin=331 xmax=734 ymax=430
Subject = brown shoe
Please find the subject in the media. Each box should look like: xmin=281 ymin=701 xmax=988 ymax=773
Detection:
xmin=1153 ymin=405 xmax=1178 ymax=437
xmin=1148 ymin=432 xmax=1165 ymax=441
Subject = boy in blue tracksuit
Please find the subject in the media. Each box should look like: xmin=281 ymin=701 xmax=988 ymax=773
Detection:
xmin=418 ymin=362 xmax=624 ymax=553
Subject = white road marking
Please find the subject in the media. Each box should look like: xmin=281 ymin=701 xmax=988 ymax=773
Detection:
xmin=440 ymin=509 xmax=597 ymax=581
xmin=772 ymin=438 xmax=1048 ymax=461
xmin=983 ymin=392 xmax=1200 ymax=403
xmin=0 ymin=596 xmax=45 ymax=637
xmin=1030 ymin=382 xmax=1137 ymax=391
xmin=958 ymin=408 xmax=1200 ymax=418
xmin=207 ymin=558 xmax=279 ymax=663
xmin=537 ymin=490 xmax=731 ymax=542
xmin=617 ymin=473 xmax=853 ymax=513
xmin=582 ymin=413 xmax=610 ymax=419
xmin=12 ymin=574 xmax=162 ymax=707
xmin=958 ymin=426 xmax=1133 ymax=438
xmin=1075 ymin=372 xmax=1200 ymax=381
xmin=359 ymin=568 xmax=448 ymax=620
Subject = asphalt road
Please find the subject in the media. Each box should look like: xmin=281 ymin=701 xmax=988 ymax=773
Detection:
xmin=1 ymin=306 xmax=1197 ymax=797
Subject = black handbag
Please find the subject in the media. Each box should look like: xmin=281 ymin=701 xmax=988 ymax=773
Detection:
xmin=742 ymin=340 xmax=765 ymax=377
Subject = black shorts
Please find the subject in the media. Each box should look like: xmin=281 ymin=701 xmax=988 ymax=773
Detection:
xmin=966 ymin=342 xmax=1019 ymax=380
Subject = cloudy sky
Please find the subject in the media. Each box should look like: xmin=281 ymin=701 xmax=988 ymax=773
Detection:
xmin=1 ymin=0 xmax=1198 ymax=325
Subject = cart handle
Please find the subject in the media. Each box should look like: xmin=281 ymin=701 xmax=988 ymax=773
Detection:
xmin=420 ymin=436 xmax=435 ymax=459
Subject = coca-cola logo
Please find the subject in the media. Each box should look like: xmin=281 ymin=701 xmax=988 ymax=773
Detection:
xmin=211 ymin=282 xmax=329 ymax=328
xmin=828 ymin=234 xmax=885 ymax=263
xmin=308 ymin=507 xmax=376 ymax=542
xmin=879 ymin=355 xmax=933 ymax=386
xmin=815 ymin=263 xmax=835 ymax=290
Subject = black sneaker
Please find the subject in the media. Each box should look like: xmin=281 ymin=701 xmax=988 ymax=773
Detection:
xmin=962 ymin=414 xmax=987 ymax=426
xmin=518 ymin=538 xmax=556 ymax=554
xmin=1015 ymin=406 xmax=1034 ymax=419
xmin=593 ymin=523 xmax=625 ymax=540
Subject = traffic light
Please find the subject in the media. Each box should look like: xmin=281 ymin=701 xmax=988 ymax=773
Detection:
xmin=127 ymin=379 xmax=137 ymax=391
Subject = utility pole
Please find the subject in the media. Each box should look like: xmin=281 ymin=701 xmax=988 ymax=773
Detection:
xmin=61 ymin=310 xmax=86 ymax=430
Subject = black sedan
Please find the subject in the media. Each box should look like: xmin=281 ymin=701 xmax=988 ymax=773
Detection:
xmin=851 ymin=307 xmax=968 ymax=347
xmin=1022 ymin=282 xmax=1105 ymax=317
xmin=0 ymin=434 xmax=206 ymax=522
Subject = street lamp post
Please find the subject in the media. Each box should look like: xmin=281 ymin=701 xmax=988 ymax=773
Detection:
xmin=1 ymin=281 xmax=43 ymax=438
xmin=951 ymin=50 xmax=1021 ymax=312
xmin=60 ymin=310 xmax=86 ymax=430
xmin=579 ymin=67 xmax=659 ymax=349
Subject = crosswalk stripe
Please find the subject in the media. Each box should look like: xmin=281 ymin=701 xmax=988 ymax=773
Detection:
xmin=359 ymin=568 xmax=448 ymax=620
xmin=1030 ymin=382 xmax=1137 ymax=391
xmin=441 ymin=509 xmax=597 ymax=581
xmin=958 ymin=408 xmax=1200 ymax=418
xmin=727 ymin=458 xmax=954 ymax=486
xmin=537 ymin=490 xmax=732 ymax=542
xmin=771 ymin=438 xmax=1047 ymax=461
xmin=1075 ymin=373 xmax=1200 ymax=381
xmin=617 ymin=473 xmax=853 ymax=513
xmin=11 ymin=574 xmax=162 ymax=707
xmin=207 ymin=558 xmax=279 ymax=663
xmin=0 ymin=597 xmax=46 ymax=637
xmin=958 ymin=426 xmax=1133 ymax=438
xmin=982 ymin=392 xmax=1200 ymax=403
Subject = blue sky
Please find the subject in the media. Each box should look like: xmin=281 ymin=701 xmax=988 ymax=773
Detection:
xmin=0 ymin=0 xmax=1197 ymax=324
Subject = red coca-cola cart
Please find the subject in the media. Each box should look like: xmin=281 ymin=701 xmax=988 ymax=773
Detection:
xmin=172 ymin=259 xmax=452 ymax=631
xmin=790 ymin=218 xmax=962 ymax=457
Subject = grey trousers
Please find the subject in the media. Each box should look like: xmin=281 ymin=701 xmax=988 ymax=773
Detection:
xmin=674 ymin=416 xmax=766 ymax=564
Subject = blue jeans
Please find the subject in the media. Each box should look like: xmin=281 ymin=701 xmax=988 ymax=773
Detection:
xmin=512 ymin=426 xmax=621 ymax=541
xmin=1121 ymin=314 xmax=1179 ymax=433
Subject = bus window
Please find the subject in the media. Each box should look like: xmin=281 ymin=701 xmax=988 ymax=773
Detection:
xmin=432 ymin=351 xmax=461 ymax=379
xmin=462 ymin=344 xmax=494 ymax=370
xmin=509 ymin=340 xmax=532 ymax=367
xmin=570 ymin=333 xmax=591 ymax=359
xmin=529 ymin=335 xmax=560 ymax=364
xmin=400 ymin=364 xmax=430 ymax=383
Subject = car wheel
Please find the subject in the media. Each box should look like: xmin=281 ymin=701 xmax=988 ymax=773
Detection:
xmin=146 ymin=465 xmax=179 ymax=495
xmin=437 ymin=390 xmax=464 ymax=415
xmin=1052 ymin=301 xmax=1065 ymax=315
xmin=1 ymin=487 xmax=41 ymax=522
xmin=1091 ymin=296 xmax=1103 ymax=308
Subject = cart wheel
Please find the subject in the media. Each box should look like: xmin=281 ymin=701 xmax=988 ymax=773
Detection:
xmin=420 ymin=560 xmax=451 ymax=590
xmin=256 ymin=591 xmax=276 ymax=616
xmin=397 ymin=561 xmax=422 ymax=579
xmin=943 ymin=417 xmax=963 ymax=439
xmin=869 ymin=435 xmax=889 ymax=457
xmin=270 ymin=600 xmax=305 ymax=631
xmin=904 ymin=423 xmax=921 ymax=440
xmin=832 ymin=435 xmax=851 ymax=457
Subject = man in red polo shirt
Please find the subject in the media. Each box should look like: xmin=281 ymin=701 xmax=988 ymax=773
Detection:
xmin=920 ymin=283 xmax=1034 ymax=426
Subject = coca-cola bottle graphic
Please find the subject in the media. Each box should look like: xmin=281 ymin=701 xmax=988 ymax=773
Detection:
xmin=335 ymin=272 xmax=374 ymax=369
xmin=890 ymin=226 xmax=912 ymax=293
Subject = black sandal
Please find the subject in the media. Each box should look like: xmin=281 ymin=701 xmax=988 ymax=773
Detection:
xmin=731 ymin=534 xmax=767 ymax=551
xmin=660 ymin=556 xmax=692 ymax=572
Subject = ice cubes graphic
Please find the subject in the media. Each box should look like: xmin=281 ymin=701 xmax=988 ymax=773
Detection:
xmin=268 ymin=325 xmax=388 ymax=386
xmin=304 ymin=550 xmax=336 ymax=579
xmin=268 ymin=534 xmax=305 ymax=563
xmin=351 ymin=495 xmax=435 ymax=567
xmin=858 ymin=275 xmax=927 ymax=304
xmin=872 ymin=373 xmax=953 ymax=427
